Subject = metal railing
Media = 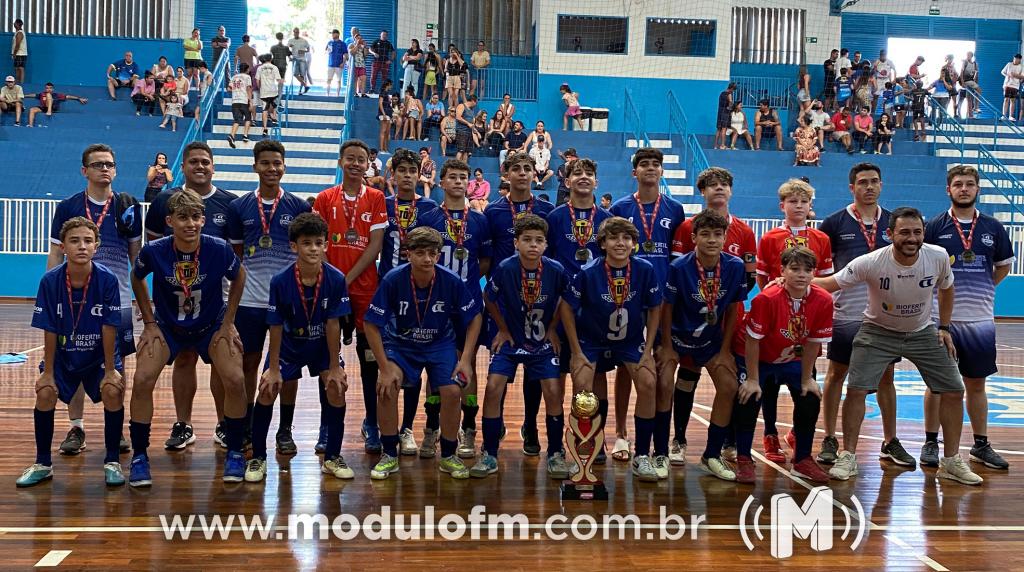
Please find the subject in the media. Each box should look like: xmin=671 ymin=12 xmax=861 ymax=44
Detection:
xmin=732 ymin=76 xmax=792 ymax=109
xmin=623 ymin=89 xmax=649 ymax=148
xmin=666 ymin=90 xmax=710 ymax=180
xmin=335 ymin=60 xmax=357 ymax=185
xmin=170 ymin=51 xmax=229 ymax=187
xmin=959 ymin=88 xmax=1024 ymax=147
xmin=474 ymin=67 xmax=537 ymax=101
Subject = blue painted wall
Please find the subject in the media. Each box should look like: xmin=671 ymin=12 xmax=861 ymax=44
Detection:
xmin=194 ymin=0 xmax=249 ymax=66
xmin=0 ymin=34 xmax=182 ymax=87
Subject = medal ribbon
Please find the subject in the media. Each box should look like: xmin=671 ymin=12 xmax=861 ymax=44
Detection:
xmin=566 ymin=202 xmax=596 ymax=249
xmin=255 ymin=189 xmax=282 ymax=238
xmin=83 ymin=192 xmax=113 ymax=230
xmin=950 ymin=209 xmax=979 ymax=253
xmin=441 ymin=203 xmax=468 ymax=250
xmin=695 ymin=257 xmax=722 ymax=320
xmin=604 ymin=260 xmax=631 ymax=315
xmin=633 ymin=192 xmax=662 ymax=246
xmin=65 ymin=267 xmax=92 ymax=343
xmin=409 ymin=271 xmax=436 ymax=329
xmin=851 ymin=205 xmax=881 ymax=251
xmin=294 ymin=262 xmax=324 ymax=327
xmin=510 ymin=196 xmax=534 ymax=222
xmin=786 ymin=289 xmax=808 ymax=348
xmin=341 ymin=185 xmax=365 ymax=235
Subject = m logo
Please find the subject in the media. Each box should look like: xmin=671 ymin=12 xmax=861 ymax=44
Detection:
xmin=740 ymin=487 xmax=865 ymax=559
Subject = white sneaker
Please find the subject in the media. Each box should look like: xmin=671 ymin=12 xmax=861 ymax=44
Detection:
xmin=322 ymin=456 xmax=355 ymax=479
xmin=653 ymin=455 xmax=670 ymax=479
xmin=244 ymin=458 xmax=267 ymax=483
xmin=829 ymin=451 xmax=859 ymax=480
xmin=632 ymin=455 xmax=659 ymax=482
xmin=669 ymin=439 xmax=687 ymax=466
xmin=457 ymin=428 xmax=477 ymax=459
xmin=419 ymin=428 xmax=439 ymax=458
xmin=399 ymin=428 xmax=418 ymax=456
xmin=937 ymin=454 xmax=984 ymax=485
xmin=700 ymin=456 xmax=736 ymax=481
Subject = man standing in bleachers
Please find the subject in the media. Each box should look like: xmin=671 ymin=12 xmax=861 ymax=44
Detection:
xmin=10 ymin=18 xmax=27 ymax=84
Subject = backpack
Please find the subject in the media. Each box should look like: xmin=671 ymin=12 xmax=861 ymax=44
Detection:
xmin=114 ymin=192 xmax=141 ymax=237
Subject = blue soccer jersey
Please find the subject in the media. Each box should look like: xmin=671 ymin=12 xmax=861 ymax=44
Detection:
xmin=267 ymin=262 xmax=352 ymax=352
xmin=145 ymin=186 xmax=237 ymax=240
xmin=365 ymin=264 xmax=480 ymax=350
xmin=818 ymin=205 xmax=892 ymax=322
xmin=227 ymin=189 xmax=311 ymax=308
xmin=566 ymin=256 xmax=662 ymax=352
xmin=484 ymin=255 xmax=569 ymax=351
xmin=133 ymin=235 xmax=241 ymax=332
xmin=546 ymin=201 xmax=613 ymax=277
xmin=379 ymin=194 xmax=438 ymax=277
xmin=32 ymin=262 xmax=122 ymax=371
xmin=417 ymin=204 xmax=492 ymax=292
xmin=925 ymin=209 xmax=1015 ymax=322
xmin=663 ymin=252 xmax=748 ymax=350
xmin=610 ymin=192 xmax=686 ymax=283
xmin=484 ymin=195 xmax=555 ymax=268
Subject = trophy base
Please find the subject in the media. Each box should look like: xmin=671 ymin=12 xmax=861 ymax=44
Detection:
xmin=560 ymin=480 xmax=609 ymax=501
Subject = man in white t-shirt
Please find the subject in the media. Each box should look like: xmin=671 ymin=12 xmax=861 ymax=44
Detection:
xmin=226 ymin=63 xmax=253 ymax=147
xmin=1000 ymin=53 xmax=1023 ymax=121
xmin=810 ymin=207 xmax=981 ymax=486
xmin=255 ymin=55 xmax=282 ymax=136
xmin=529 ymin=137 xmax=553 ymax=188
xmin=287 ymin=27 xmax=311 ymax=94
xmin=870 ymin=49 xmax=896 ymax=113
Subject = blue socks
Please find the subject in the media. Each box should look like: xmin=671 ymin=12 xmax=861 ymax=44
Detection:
xmin=103 ymin=407 xmax=124 ymax=464
xmin=634 ymin=415 xmax=655 ymax=457
xmin=325 ymin=404 xmax=346 ymax=460
xmin=483 ymin=416 xmax=503 ymax=456
xmin=545 ymin=414 xmax=564 ymax=456
xmin=251 ymin=402 xmax=274 ymax=460
xmin=34 ymin=408 xmax=54 ymax=466
xmin=129 ymin=420 xmax=151 ymax=457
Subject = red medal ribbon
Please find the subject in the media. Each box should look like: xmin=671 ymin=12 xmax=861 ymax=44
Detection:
xmin=786 ymin=288 xmax=808 ymax=347
xmin=851 ymin=205 xmax=881 ymax=251
xmin=294 ymin=262 xmax=324 ymax=327
xmin=83 ymin=192 xmax=113 ymax=230
xmin=174 ymin=239 xmax=201 ymax=301
xmin=255 ymin=188 xmax=283 ymax=238
xmin=604 ymin=260 xmax=631 ymax=314
xmin=341 ymin=185 xmax=365 ymax=235
xmin=633 ymin=191 xmax=662 ymax=245
xmin=65 ymin=266 xmax=92 ymax=342
xmin=409 ymin=270 xmax=436 ymax=329
xmin=950 ymin=209 xmax=979 ymax=253
xmin=521 ymin=259 xmax=543 ymax=310
xmin=566 ymin=201 xmax=597 ymax=249
xmin=441 ymin=202 xmax=469 ymax=250
xmin=695 ymin=256 xmax=722 ymax=318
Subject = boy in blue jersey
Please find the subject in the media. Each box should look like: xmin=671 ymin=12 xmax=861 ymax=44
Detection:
xmin=380 ymin=148 xmax=438 ymax=456
xmin=364 ymin=227 xmax=483 ymax=480
xmin=228 ymin=140 xmax=312 ymax=456
xmin=922 ymin=165 xmax=1014 ymax=470
xmin=246 ymin=213 xmax=353 ymax=482
xmin=484 ymin=151 xmax=555 ymax=456
xmin=416 ymin=159 xmax=492 ymax=459
xmin=562 ymin=217 xmax=663 ymax=482
xmin=47 ymin=144 xmax=140 ymax=457
xmin=130 ymin=190 xmax=248 ymax=486
xmin=609 ymin=147 xmax=685 ymax=470
xmin=143 ymin=141 xmax=238 ymax=451
xmin=470 ymin=214 xmax=570 ymax=478
xmin=657 ymin=209 xmax=747 ymax=481
xmin=18 ymin=218 xmax=127 ymax=487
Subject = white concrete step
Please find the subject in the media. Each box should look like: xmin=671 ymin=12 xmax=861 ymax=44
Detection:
xmin=938 ymin=148 xmax=1024 ymax=162
xmin=933 ymin=136 xmax=1024 ymax=147
xmin=667 ymin=185 xmax=694 ymax=196
xmin=216 ymin=111 xmax=345 ymax=125
xmin=211 ymin=125 xmax=341 ymax=139
xmin=630 ymin=153 xmax=679 ymax=164
xmin=208 ymin=139 xmax=339 ymax=153
xmin=627 ymin=139 xmax=672 ymax=148
xmin=663 ymin=169 xmax=686 ymax=180
xmin=213 ymin=171 xmax=337 ymax=185
xmin=211 ymin=155 xmax=339 ymax=169
xmin=222 ymin=97 xmax=346 ymax=111
xmin=682 ymin=203 xmax=703 ymax=214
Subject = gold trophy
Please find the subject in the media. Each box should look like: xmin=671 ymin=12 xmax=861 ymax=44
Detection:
xmin=561 ymin=390 xmax=609 ymax=501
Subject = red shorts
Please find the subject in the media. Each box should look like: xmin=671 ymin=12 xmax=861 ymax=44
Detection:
xmin=350 ymin=291 xmax=374 ymax=331
xmin=355 ymin=67 xmax=366 ymax=78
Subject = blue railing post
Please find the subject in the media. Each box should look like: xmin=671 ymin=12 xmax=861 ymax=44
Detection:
xmin=170 ymin=51 xmax=230 ymax=187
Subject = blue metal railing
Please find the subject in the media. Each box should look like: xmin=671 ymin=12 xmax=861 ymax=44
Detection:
xmin=170 ymin=51 xmax=229 ymax=187
xmin=666 ymin=90 xmax=710 ymax=181
xmin=623 ymin=89 xmax=649 ymax=148
xmin=478 ymin=67 xmax=538 ymax=101
xmin=974 ymin=145 xmax=1024 ymax=222
xmin=335 ymin=62 xmax=357 ymax=185
xmin=732 ymin=75 xmax=792 ymax=109
xmin=959 ymin=88 xmax=1024 ymax=147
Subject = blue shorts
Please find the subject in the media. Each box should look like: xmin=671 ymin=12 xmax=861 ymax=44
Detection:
xmin=557 ymin=334 xmax=616 ymax=375
xmin=40 ymin=357 xmax=124 ymax=405
xmin=385 ymin=344 xmax=458 ymax=391
xmin=673 ymin=334 xmax=720 ymax=371
xmin=580 ymin=338 xmax=645 ymax=369
xmin=733 ymin=355 xmax=802 ymax=393
xmin=264 ymin=340 xmax=343 ymax=381
xmin=950 ymin=320 xmax=997 ymax=379
xmin=235 ymin=306 xmax=269 ymax=354
xmin=160 ymin=322 xmax=220 ymax=365
xmin=489 ymin=343 xmax=560 ymax=381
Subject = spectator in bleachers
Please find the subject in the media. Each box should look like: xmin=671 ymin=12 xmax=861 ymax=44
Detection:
xmin=870 ymin=49 xmax=896 ymax=114
xmin=793 ymin=113 xmax=820 ymax=167
xmin=500 ymin=120 xmax=528 ymax=164
xmin=822 ymin=59 xmax=837 ymax=111
xmin=151 ymin=56 xmax=174 ymax=95
xmin=930 ymin=75 xmax=951 ymax=121
xmin=423 ymin=93 xmax=445 ymax=140
xmin=388 ymin=93 xmax=402 ymax=142
xmin=26 ymin=82 xmax=87 ymax=127
xmin=561 ymin=84 xmax=584 ymax=130
xmin=910 ymin=82 xmax=930 ymax=140
xmin=727 ymin=102 xmax=754 ymax=150
xmin=485 ymin=108 xmax=507 ymax=155
xmin=835 ymin=67 xmax=853 ymax=109
xmin=194 ymin=61 xmax=214 ymax=99
xmin=600 ymin=193 xmax=612 ymax=210
xmin=424 ymin=43 xmax=442 ymax=98
xmin=796 ymin=65 xmax=811 ymax=114
xmin=852 ymin=72 xmax=871 ymax=115
xmin=524 ymin=119 xmax=554 ymax=150
xmin=529 ymin=136 xmax=553 ymax=188
xmin=226 ymin=62 xmax=253 ymax=148
xmin=850 ymin=51 xmax=864 ymax=81
xmin=349 ymin=32 xmax=368 ymax=97
xmin=325 ymin=29 xmax=347 ymax=97
xmin=376 ymin=80 xmax=395 ymax=151
xmin=131 ymin=71 xmax=157 ymax=116
xmin=400 ymin=38 xmax=424 ymax=97
xmin=939 ymin=54 xmax=959 ymax=116
xmin=444 ymin=46 xmax=466 ymax=109
xmin=256 ymin=54 xmax=282 ymax=137
xmin=555 ymin=148 xmax=577 ymax=205
xmin=714 ymin=82 xmax=736 ymax=149
xmin=836 ymin=48 xmax=851 ymax=78
xmin=471 ymin=41 xmax=490 ymax=98
xmin=498 ymin=93 xmax=515 ymax=134
xmin=470 ymin=110 xmax=488 ymax=148
xmin=908 ymin=55 xmax=926 ymax=85
xmin=106 ymin=51 xmax=139 ymax=101
xmin=419 ymin=147 xmax=437 ymax=196
xmin=1 ymin=75 xmax=24 ymax=125
xmin=468 ymin=168 xmax=490 ymax=211
xmin=369 ymin=30 xmax=395 ymax=94
xmin=830 ymin=104 xmax=854 ymax=153
xmin=892 ymin=78 xmax=908 ymax=127
xmin=287 ymin=27 xmax=311 ymax=95
xmin=270 ymin=33 xmax=290 ymax=81
xmin=301 ymin=31 xmax=315 ymax=87
xmin=183 ymin=28 xmax=203 ymax=85
xmin=401 ymin=87 xmax=423 ymax=140
xmin=145 ymin=153 xmax=173 ymax=202
xmin=10 ymin=18 xmax=26 ymax=84
xmin=754 ymin=99 xmax=783 ymax=151
xmin=875 ymin=113 xmax=894 ymax=155
xmin=367 ymin=148 xmax=384 ymax=190
xmin=807 ymin=100 xmax=833 ymax=150
xmin=211 ymin=26 xmax=231 ymax=72
xmin=159 ymin=93 xmax=182 ymax=131
xmin=958 ymin=51 xmax=980 ymax=119
xmin=497 ymin=180 xmax=510 ymax=199
xmin=157 ymin=72 xmax=177 ymax=116
xmin=235 ymin=35 xmax=259 ymax=82
xmin=852 ymin=105 xmax=874 ymax=154
xmin=454 ymin=94 xmax=478 ymax=162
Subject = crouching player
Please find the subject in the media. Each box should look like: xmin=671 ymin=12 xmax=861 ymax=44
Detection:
xmin=562 ymin=217 xmax=662 ymax=482
xmin=471 ymin=214 xmax=570 ymax=479
xmin=247 ymin=213 xmax=353 ymax=482
xmin=364 ymin=227 xmax=483 ymax=480
xmin=734 ymin=246 xmax=833 ymax=484
xmin=129 ymin=190 xmax=248 ymax=486
xmin=18 ymin=218 xmax=126 ymax=487
xmin=657 ymin=209 xmax=746 ymax=481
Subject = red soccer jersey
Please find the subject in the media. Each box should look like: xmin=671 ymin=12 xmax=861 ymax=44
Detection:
xmin=313 ymin=183 xmax=388 ymax=303
xmin=733 ymin=284 xmax=833 ymax=364
xmin=756 ymin=225 xmax=834 ymax=280
xmin=671 ymin=214 xmax=757 ymax=266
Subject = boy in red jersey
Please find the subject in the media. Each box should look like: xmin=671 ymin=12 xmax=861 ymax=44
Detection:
xmin=734 ymin=246 xmax=833 ymax=484
xmin=313 ymin=139 xmax=388 ymax=454
xmin=754 ymin=178 xmax=832 ymax=463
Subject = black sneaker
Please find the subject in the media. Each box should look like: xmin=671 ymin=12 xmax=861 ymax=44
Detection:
xmin=314 ymin=424 xmax=327 ymax=454
xmin=880 ymin=437 xmax=917 ymax=468
xmin=164 ymin=422 xmax=196 ymax=450
xmin=213 ymin=422 xmax=227 ymax=448
xmin=970 ymin=443 xmax=1009 ymax=469
xmin=520 ymin=426 xmax=541 ymax=456
xmin=59 ymin=427 xmax=86 ymax=455
xmin=817 ymin=435 xmax=839 ymax=464
xmin=227 ymin=135 xmax=235 ymax=148
xmin=119 ymin=434 xmax=130 ymax=453
xmin=920 ymin=440 xmax=940 ymax=468
xmin=242 ymin=136 xmax=250 ymax=143
xmin=276 ymin=427 xmax=298 ymax=456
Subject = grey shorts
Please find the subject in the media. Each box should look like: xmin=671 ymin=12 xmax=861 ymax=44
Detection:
xmin=847 ymin=323 xmax=964 ymax=394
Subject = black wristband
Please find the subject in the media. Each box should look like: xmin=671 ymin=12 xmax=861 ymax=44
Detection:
xmin=937 ymin=324 xmax=951 ymax=332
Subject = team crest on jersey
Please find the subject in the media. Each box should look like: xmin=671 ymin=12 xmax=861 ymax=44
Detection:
xmin=784 ymin=235 xmax=809 ymax=249
xmin=982 ymin=233 xmax=994 ymax=247
xmin=782 ymin=314 xmax=806 ymax=341
xmin=174 ymin=261 xmax=199 ymax=287
xmin=445 ymin=218 xmax=471 ymax=242
xmin=212 ymin=213 xmax=227 ymax=226
xmin=601 ymin=276 xmax=633 ymax=305
xmin=395 ymin=204 xmax=418 ymax=229
xmin=573 ymin=218 xmax=594 ymax=240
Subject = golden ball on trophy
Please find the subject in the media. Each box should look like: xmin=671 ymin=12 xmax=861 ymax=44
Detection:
xmin=571 ymin=390 xmax=599 ymax=419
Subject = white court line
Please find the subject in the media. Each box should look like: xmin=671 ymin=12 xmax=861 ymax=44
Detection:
xmin=885 ymin=535 xmax=949 ymax=571
xmin=34 ymin=550 xmax=71 ymax=567
xmin=20 ymin=345 xmax=44 ymax=354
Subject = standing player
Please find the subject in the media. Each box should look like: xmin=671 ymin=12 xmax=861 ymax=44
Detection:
xmin=313 ymin=140 xmax=388 ymax=454
xmin=364 ymin=227 xmax=483 ymax=480
xmin=922 ymin=165 xmax=1013 ymax=470
xmin=609 ymin=147 xmax=685 ymax=471
xmin=48 ymin=144 xmax=139 ymax=456
xmin=471 ymin=214 xmax=570 ymax=478
xmin=129 ymin=190 xmax=249 ymax=485
xmin=18 ymin=218 xmax=126 ymax=487
xmin=668 ymin=167 xmax=755 ymax=465
xmin=144 ymin=141 xmax=237 ymax=451
xmin=814 ymin=207 xmax=981 ymax=485
xmin=226 ymin=62 xmax=253 ymax=148
xmin=228 ymin=140 xmax=311 ymax=456
xmin=753 ymin=178 xmax=832 ymax=463
xmin=562 ymin=217 xmax=662 ymax=481
xmin=247 ymin=213 xmax=352 ymax=482
xmin=417 ymin=159 xmax=492 ymax=459
xmin=658 ymin=209 xmax=747 ymax=480
xmin=734 ymin=246 xmax=833 ymax=484
xmin=483 ymin=151 xmax=554 ymax=456
xmin=816 ymin=163 xmax=910 ymax=467
xmin=379 ymin=148 xmax=438 ymax=456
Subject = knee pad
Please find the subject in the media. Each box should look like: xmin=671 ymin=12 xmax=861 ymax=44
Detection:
xmin=675 ymin=367 xmax=700 ymax=392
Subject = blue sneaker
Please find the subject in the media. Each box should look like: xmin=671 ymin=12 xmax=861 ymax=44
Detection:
xmin=104 ymin=462 xmax=126 ymax=486
xmin=129 ymin=454 xmax=152 ymax=488
xmin=15 ymin=463 xmax=53 ymax=487
xmin=361 ymin=419 xmax=382 ymax=454
xmin=314 ymin=424 xmax=327 ymax=454
xmin=223 ymin=451 xmax=245 ymax=483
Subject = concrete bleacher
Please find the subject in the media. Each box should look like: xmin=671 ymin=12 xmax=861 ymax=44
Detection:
xmin=0 ymin=85 xmax=187 ymax=200
xmin=932 ymin=120 xmax=1024 ymax=223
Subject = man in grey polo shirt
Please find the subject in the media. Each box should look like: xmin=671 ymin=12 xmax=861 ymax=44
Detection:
xmin=810 ymin=207 xmax=981 ymax=486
